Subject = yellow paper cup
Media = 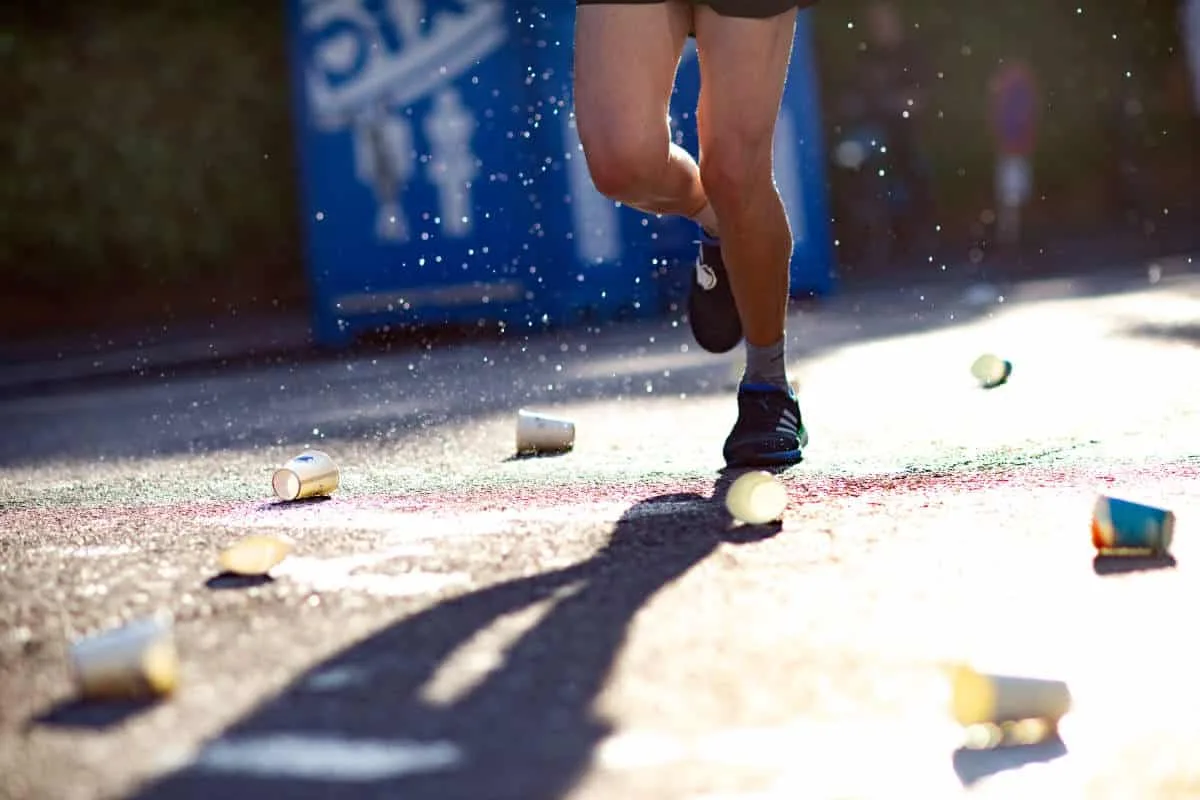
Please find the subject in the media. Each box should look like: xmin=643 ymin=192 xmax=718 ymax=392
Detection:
xmin=272 ymin=450 xmax=339 ymax=501
xmin=70 ymin=615 xmax=179 ymax=700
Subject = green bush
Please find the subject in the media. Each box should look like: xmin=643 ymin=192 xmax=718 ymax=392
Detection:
xmin=813 ymin=0 xmax=1195 ymax=235
xmin=3 ymin=1 xmax=1192 ymax=300
xmin=1 ymin=2 xmax=301 ymax=294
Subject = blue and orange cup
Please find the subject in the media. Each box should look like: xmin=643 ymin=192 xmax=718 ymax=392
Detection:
xmin=1091 ymin=495 xmax=1175 ymax=555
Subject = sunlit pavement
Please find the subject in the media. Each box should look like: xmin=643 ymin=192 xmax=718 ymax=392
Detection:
xmin=2 ymin=260 xmax=1200 ymax=800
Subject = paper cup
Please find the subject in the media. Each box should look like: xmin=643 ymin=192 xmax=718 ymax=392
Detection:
xmin=950 ymin=664 xmax=1071 ymax=727
xmin=1091 ymin=495 xmax=1175 ymax=555
xmin=970 ymin=353 xmax=1012 ymax=388
xmin=219 ymin=534 xmax=295 ymax=576
xmin=516 ymin=410 xmax=575 ymax=455
xmin=725 ymin=470 xmax=788 ymax=525
xmin=272 ymin=450 xmax=339 ymax=501
xmin=70 ymin=615 xmax=179 ymax=700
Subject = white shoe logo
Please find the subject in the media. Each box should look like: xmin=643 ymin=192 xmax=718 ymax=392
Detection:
xmin=696 ymin=262 xmax=718 ymax=291
xmin=776 ymin=410 xmax=799 ymax=436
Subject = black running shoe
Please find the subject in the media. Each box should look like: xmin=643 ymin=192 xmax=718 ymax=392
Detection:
xmin=687 ymin=232 xmax=743 ymax=353
xmin=722 ymin=383 xmax=808 ymax=468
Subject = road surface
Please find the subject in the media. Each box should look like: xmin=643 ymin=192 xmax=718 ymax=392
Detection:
xmin=2 ymin=261 xmax=1199 ymax=799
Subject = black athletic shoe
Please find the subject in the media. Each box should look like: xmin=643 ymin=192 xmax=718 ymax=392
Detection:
xmin=722 ymin=383 xmax=808 ymax=468
xmin=687 ymin=232 xmax=743 ymax=354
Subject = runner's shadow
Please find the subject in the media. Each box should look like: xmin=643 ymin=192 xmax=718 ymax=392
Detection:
xmin=132 ymin=481 xmax=775 ymax=800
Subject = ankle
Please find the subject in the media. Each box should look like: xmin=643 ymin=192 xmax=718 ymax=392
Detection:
xmin=742 ymin=337 xmax=788 ymax=391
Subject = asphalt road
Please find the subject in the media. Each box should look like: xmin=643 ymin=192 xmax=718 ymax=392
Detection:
xmin=2 ymin=260 xmax=1200 ymax=800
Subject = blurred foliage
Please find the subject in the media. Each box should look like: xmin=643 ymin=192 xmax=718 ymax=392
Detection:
xmin=813 ymin=0 xmax=1199 ymax=237
xmin=1 ymin=1 xmax=301 ymax=295
xmin=1 ymin=0 xmax=1194 ymax=308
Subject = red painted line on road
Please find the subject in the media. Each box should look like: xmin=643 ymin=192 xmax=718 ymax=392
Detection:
xmin=4 ymin=461 xmax=1196 ymax=534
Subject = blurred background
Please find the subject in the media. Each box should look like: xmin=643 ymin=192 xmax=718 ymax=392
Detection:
xmin=3 ymin=0 xmax=1198 ymax=347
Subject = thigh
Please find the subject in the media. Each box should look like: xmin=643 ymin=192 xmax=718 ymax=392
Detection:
xmin=573 ymin=1 xmax=693 ymax=140
xmin=692 ymin=5 xmax=798 ymax=152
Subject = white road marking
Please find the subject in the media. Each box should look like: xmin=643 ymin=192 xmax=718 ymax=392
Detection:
xmin=604 ymin=709 xmax=1175 ymax=800
xmin=201 ymin=501 xmax=703 ymax=599
xmin=273 ymin=547 xmax=470 ymax=598
xmin=598 ymin=719 xmax=970 ymax=797
xmin=595 ymin=730 xmax=689 ymax=770
xmin=196 ymin=498 xmax=706 ymax=598
xmin=203 ymin=500 xmax=703 ymax=541
xmin=195 ymin=734 xmax=462 ymax=781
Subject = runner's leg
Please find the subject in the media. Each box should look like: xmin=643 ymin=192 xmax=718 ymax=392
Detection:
xmin=573 ymin=1 xmax=718 ymax=233
xmin=694 ymin=4 xmax=810 ymax=467
xmin=693 ymin=5 xmax=797 ymax=349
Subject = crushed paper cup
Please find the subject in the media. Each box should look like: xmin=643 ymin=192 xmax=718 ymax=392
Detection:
xmin=272 ymin=450 xmax=339 ymax=501
xmin=1092 ymin=495 xmax=1175 ymax=555
xmin=970 ymin=353 xmax=1012 ymax=389
xmin=515 ymin=409 xmax=575 ymax=455
xmin=70 ymin=614 xmax=179 ymax=701
xmin=219 ymin=534 xmax=295 ymax=576
xmin=725 ymin=470 xmax=788 ymax=525
xmin=950 ymin=664 xmax=1071 ymax=728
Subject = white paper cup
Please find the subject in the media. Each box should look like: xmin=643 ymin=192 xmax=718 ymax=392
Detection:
xmin=70 ymin=615 xmax=179 ymax=700
xmin=516 ymin=410 xmax=575 ymax=455
xmin=272 ymin=450 xmax=339 ymax=501
xmin=950 ymin=664 xmax=1071 ymax=727
xmin=219 ymin=534 xmax=295 ymax=576
xmin=970 ymin=354 xmax=1012 ymax=388
xmin=725 ymin=471 xmax=788 ymax=525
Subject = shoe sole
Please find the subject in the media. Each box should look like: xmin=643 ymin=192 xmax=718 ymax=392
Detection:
xmin=724 ymin=449 xmax=804 ymax=468
xmin=687 ymin=255 xmax=742 ymax=354
xmin=687 ymin=292 xmax=742 ymax=353
xmin=723 ymin=432 xmax=809 ymax=469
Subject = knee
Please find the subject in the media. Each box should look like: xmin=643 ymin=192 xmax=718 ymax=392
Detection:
xmin=577 ymin=122 xmax=666 ymax=202
xmin=699 ymin=134 xmax=776 ymax=214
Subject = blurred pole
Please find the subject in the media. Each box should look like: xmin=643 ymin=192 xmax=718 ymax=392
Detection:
xmin=1183 ymin=0 xmax=1200 ymax=115
xmin=988 ymin=61 xmax=1039 ymax=249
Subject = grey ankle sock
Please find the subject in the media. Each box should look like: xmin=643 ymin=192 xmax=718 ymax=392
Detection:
xmin=742 ymin=337 xmax=789 ymax=390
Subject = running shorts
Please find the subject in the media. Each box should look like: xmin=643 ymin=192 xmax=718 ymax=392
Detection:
xmin=575 ymin=0 xmax=818 ymax=18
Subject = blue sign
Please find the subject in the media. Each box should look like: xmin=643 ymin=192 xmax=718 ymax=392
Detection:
xmin=521 ymin=13 xmax=703 ymax=323
xmin=289 ymin=0 xmax=695 ymax=346
xmin=287 ymin=2 xmax=833 ymax=347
